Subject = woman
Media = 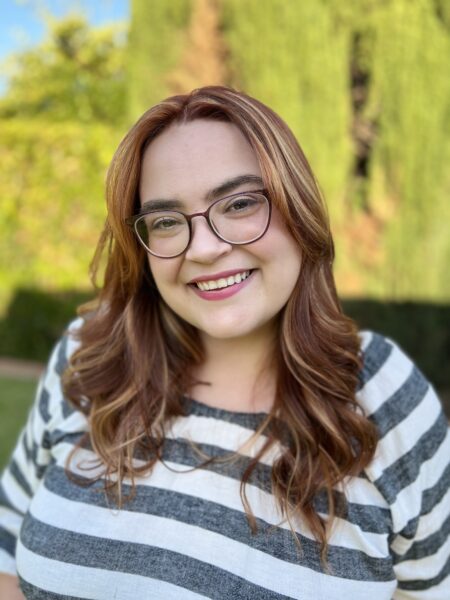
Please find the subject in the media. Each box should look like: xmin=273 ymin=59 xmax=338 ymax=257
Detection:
xmin=0 ymin=86 xmax=448 ymax=599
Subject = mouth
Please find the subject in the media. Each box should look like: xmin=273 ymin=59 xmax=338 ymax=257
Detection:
xmin=190 ymin=269 xmax=254 ymax=291
xmin=188 ymin=269 xmax=256 ymax=300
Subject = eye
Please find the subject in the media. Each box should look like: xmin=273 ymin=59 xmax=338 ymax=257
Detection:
xmin=218 ymin=194 xmax=267 ymax=220
xmin=224 ymin=196 xmax=259 ymax=213
xmin=143 ymin=213 xmax=186 ymax=235
xmin=151 ymin=217 xmax=180 ymax=230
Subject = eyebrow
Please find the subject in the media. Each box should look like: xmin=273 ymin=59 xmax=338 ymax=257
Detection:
xmin=140 ymin=174 xmax=264 ymax=212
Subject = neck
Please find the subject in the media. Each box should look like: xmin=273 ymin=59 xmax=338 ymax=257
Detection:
xmin=188 ymin=321 xmax=278 ymax=413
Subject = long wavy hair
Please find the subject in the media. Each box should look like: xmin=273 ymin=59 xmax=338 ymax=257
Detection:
xmin=63 ymin=85 xmax=378 ymax=564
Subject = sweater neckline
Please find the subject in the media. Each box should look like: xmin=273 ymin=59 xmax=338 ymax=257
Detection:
xmin=181 ymin=395 xmax=270 ymax=430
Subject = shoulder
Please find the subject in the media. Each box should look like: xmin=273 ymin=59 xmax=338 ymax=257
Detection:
xmin=356 ymin=330 xmax=449 ymax=519
xmin=36 ymin=316 xmax=85 ymax=430
xmin=355 ymin=329 xmax=433 ymax=421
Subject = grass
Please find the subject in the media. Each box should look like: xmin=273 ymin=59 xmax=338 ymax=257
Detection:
xmin=0 ymin=376 xmax=38 ymax=469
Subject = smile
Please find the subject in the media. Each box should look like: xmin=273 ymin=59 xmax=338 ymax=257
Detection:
xmin=189 ymin=269 xmax=256 ymax=301
xmin=195 ymin=270 xmax=252 ymax=291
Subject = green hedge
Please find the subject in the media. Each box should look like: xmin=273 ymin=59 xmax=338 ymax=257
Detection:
xmin=220 ymin=0 xmax=450 ymax=301
xmin=1 ymin=288 xmax=448 ymax=401
xmin=0 ymin=119 xmax=125 ymax=314
xmin=0 ymin=288 xmax=93 ymax=361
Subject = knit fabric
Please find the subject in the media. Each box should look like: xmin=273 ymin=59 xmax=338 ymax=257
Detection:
xmin=0 ymin=318 xmax=449 ymax=599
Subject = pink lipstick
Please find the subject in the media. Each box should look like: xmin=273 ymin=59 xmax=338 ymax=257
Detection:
xmin=189 ymin=270 xmax=256 ymax=301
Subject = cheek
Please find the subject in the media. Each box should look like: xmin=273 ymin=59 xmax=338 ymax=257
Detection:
xmin=147 ymin=256 xmax=181 ymax=291
xmin=262 ymin=219 xmax=302 ymax=272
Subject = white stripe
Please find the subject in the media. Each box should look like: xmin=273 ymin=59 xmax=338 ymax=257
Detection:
xmin=51 ymin=443 xmax=388 ymax=556
xmin=394 ymin=575 xmax=450 ymax=600
xmin=0 ymin=469 xmax=30 ymax=515
xmin=0 ymin=506 xmax=22 ymax=537
xmin=358 ymin=330 xmax=373 ymax=352
xmin=16 ymin=543 xmax=208 ymax=600
xmin=167 ymin=415 xmax=284 ymax=466
xmin=0 ymin=548 xmax=16 ymax=576
xmin=394 ymin=532 xmax=450 ymax=582
xmin=382 ymin=429 xmax=450 ymax=534
xmin=9 ymin=432 xmax=41 ymax=494
xmin=29 ymin=487 xmax=395 ymax=600
xmin=326 ymin=512 xmax=389 ymax=558
xmin=392 ymin=485 xmax=450 ymax=555
xmin=336 ymin=475 xmax=388 ymax=509
xmin=370 ymin=386 xmax=442 ymax=477
xmin=357 ymin=342 xmax=414 ymax=416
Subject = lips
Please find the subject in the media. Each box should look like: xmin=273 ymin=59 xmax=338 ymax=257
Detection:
xmin=187 ymin=268 xmax=254 ymax=285
xmin=189 ymin=269 xmax=256 ymax=301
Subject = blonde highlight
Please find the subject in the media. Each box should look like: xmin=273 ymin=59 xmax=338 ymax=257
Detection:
xmin=63 ymin=86 xmax=378 ymax=565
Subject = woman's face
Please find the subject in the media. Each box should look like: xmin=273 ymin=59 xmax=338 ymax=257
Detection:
xmin=139 ymin=119 xmax=302 ymax=343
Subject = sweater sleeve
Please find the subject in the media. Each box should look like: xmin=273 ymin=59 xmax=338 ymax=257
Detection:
xmin=359 ymin=331 xmax=450 ymax=599
xmin=0 ymin=319 xmax=82 ymax=575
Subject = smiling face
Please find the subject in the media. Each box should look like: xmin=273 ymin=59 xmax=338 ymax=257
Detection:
xmin=139 ymin=119 xmax=302 ymax=344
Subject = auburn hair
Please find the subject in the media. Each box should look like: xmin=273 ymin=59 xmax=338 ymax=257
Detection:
xmin=63 ymin=85 xmax=378 ymax=565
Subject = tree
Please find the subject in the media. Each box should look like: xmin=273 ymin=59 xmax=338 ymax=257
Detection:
xmin=0 ymin=14 xmax=127 ymax=123
xmin=127 ymin=0 xmax=192 ymax=118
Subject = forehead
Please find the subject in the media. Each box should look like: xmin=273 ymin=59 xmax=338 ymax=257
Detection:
xmin=139 ymin=120 xmax=261 ymax=203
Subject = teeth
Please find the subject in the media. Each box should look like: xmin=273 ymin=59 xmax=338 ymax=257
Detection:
xmin=195 ymin=270 xmax=251 ymax=291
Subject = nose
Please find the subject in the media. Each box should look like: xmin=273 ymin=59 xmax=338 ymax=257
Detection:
xmin=184 ymin=215 xmax=232 ymax=263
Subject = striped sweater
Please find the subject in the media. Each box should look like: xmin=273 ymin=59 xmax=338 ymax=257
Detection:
xmin=0 ymin=319 xmax=449 ymax=599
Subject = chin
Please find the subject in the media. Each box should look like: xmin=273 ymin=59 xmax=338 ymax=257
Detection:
xmin=203 ymin=328 xmax=250 ymax=340
xmin=195 ymin=316 xmax=265 ymax=341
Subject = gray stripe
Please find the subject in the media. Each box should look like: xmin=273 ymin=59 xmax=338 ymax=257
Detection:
xmin=397 ymin=515 xmax=419 ymax=541
xmin=185 ymin=442 xmax=377 ymax=534
xmin=392 ymin=513 xmax=450 ymax=563
xmin=374 ymin=412 xmax=449 ymax=504
xmin=137 ymin=436 xmax=391 ymax=534
xmin=37 ymin=386 xmax=51 ymax=424
xmin=422 ymin=461 xmax=450 ymax=516
xmin=21 ymin=432 xmax=47 ymax=480
xmin=19 ymin=578 xmax=84 ymax=600
xmin=62 ymin=396 xmax=75 ymax=420
xmin=0 ymin=524 xmax=16 ymax=556
xmin=43 ymin=465 xmax=394 ymax=582
xmin=357 ymin=334 xmax=393 ymax=391
xmin=313 ymin=489 xmax=392 ymax=535
xmin=397 ymin=462 xmax=450 ymax=541
xmin=397 ymin=553 xmax=450 ymax=590
xmin=369 ymin=367 xmax=429 ymax=439
xmin=53 ymin=426 xmax=392 ymax=536
xmin=156 ymin=437 xmax=273 ymax=491
xmin=8 ymin=458 xmax=33 ymax=498
xmin=54 ymin=335 xmax=69 ymax=376
xmin=47 ymin=428 xmax=84 ymax=448
xmin=0 ymin=483 xmax=19 ymax=513
xmin=20 ymin=515 xmax=297 ymax=600
xmin=182 ymin=395 xmax=269 ymax=431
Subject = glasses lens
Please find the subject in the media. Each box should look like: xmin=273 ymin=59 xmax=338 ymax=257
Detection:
xmin=135 ymin=211 xmax=189 ymax=257
xmin=210 ymin=192 xmax=269 ymax=243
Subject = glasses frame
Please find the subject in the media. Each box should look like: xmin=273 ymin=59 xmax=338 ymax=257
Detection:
xmin=125 ymin=189 xmax=272 ymax=258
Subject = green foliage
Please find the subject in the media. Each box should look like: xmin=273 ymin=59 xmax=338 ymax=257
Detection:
xmin=0 ymin=119 xmax=122 ymax=307
xmin=0 ymin=14 xmax=127 ymax=123
xmin=128 ymin=0 xmax=192 ymax=119
xmin=362 ymin=0 xmax=450 ymax=299
xmin=222 ymin=0 xmax=353 ymax=229
xmin=0 ymin=288 xmax=91 ymax=361
xmin=222 ymin=0 xmax=450 ymax=301
xmin=0 ymin=15 xmax=129 ymax=314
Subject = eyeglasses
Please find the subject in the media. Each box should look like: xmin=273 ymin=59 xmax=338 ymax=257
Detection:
xmin=126 ymin=189 xmax=272 ymax=258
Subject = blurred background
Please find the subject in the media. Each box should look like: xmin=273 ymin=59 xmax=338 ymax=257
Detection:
xmin=0 ymin=0 xmax=449 ymax=463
